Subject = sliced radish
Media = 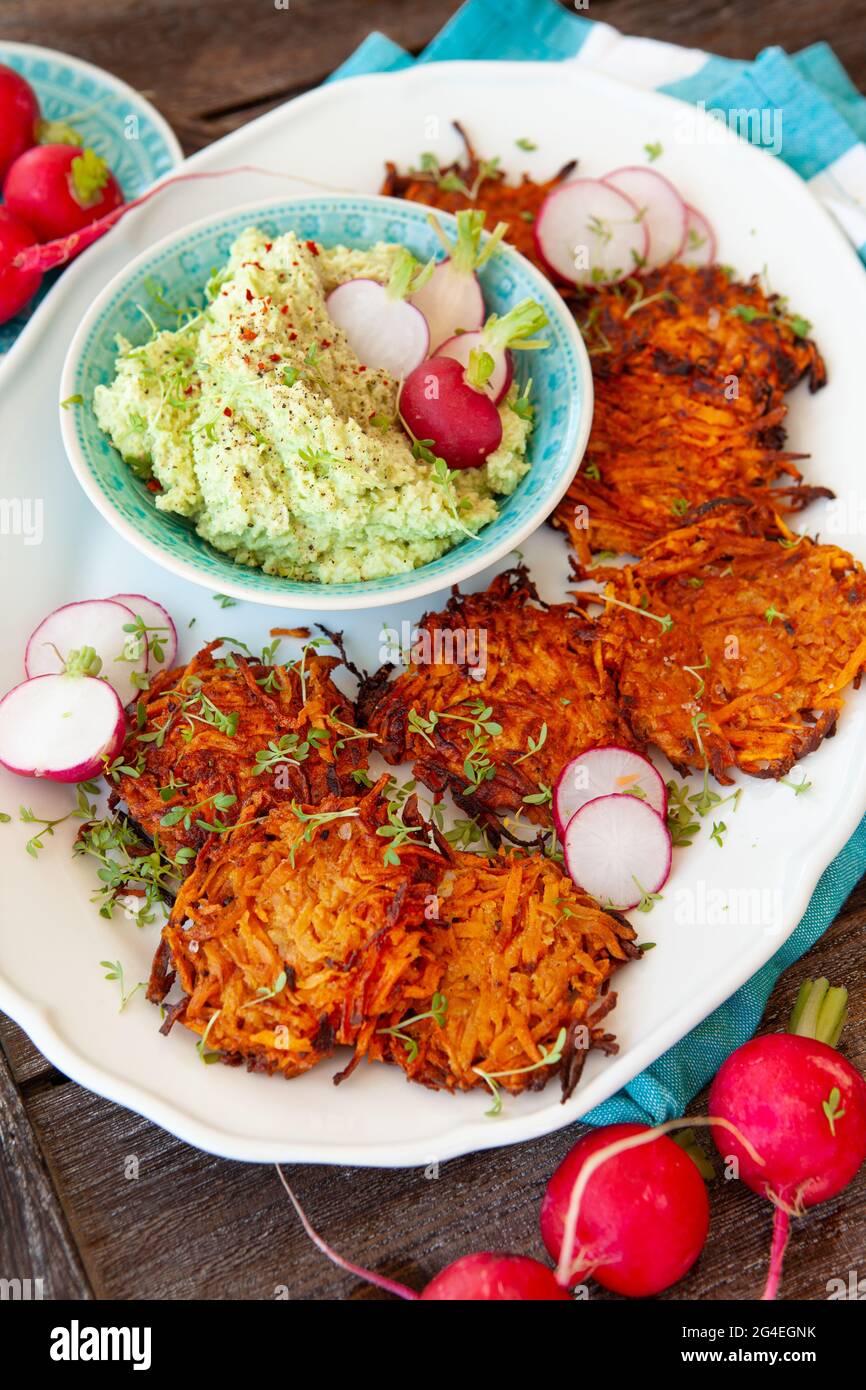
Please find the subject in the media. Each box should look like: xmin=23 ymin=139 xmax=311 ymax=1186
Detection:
xmin=399 ymin=356 xmax=502 ymax=470
xmin=563 ymin=794 xmax=672 ymax=911
xmin=0 ymin=674 xmax=126 ymax=782
xmin=603 ymin=167 xmax=687 ymax=271
xmin=534 ymin=179 xmax=648 ymax=287
xmin=110 ymin=594 xmax=177 ymax=674
xmin=25 ymin=599 xmax=147 ymax=708
xmin=326 ymin=249 xmax=433 ymax=378
xmin=435 ymin=297 xmax=548 ymax=403
xmin=553 ymin=747 xmax=667 ymax=839
xmin=409 ymin=209 xmax=503 ymax=353
xmin=679 ymin=205 xmax=717 ymax=267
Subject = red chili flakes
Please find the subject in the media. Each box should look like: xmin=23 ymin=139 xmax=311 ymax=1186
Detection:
xmin=223 ymin=407 xmax=233 ymax=418
xmin=264 ymin=243 xmax=273 ymax=252
xmin=245 ymin=288 xmax=253 ymax=303
xmin=240 ymin=328 xmax=257 ymax=341
xmin=305 ymin=240 xmax=320 ymax=257
xmin=288 ymin=332 xmax=298 ymax=341
xmin=184 ymin=385 xmax=194 ymax=396
xmin=146 ymin=478 xmax=163 ymax=494
xmin=320 ymin=338 xmax=331 ymax=349
xmin=269 ymin=353 xmax=281 ymax=362
xmin=257 ymin=362 xmax=267 ymax=372
xmin=356 ymin=365 xmax=367 ymax=373
xmin=279 ymin=305 xmax=290 ymax=315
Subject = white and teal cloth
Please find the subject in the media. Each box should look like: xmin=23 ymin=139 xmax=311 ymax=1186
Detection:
xmin=332 ymin=0 xmax=866 ymax=1124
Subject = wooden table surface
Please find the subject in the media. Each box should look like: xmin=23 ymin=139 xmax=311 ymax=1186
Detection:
xmin=2 ymin=0 xmax=865 ymax=1302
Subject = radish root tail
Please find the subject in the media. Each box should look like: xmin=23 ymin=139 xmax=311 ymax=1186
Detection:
xmin=761 ymin=1205 xmax=791 ymax=1301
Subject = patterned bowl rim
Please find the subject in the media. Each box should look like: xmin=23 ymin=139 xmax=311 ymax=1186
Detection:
xmin=59 ymin=192 xmax=593 ymax=611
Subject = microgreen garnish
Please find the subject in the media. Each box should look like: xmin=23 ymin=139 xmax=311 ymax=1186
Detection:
xmin=599 ymin=590 xmax=674 ymax=632
xmin=509 ymin=378 xmax=534 ymax=422
xmin=239 ymin=970 xmax=288 ymax=1012
xmin=781 ymin=774 xmax=812 ymax=796
xmin=214 ymin=594 xmax=237 ymax=609
xmin=251 ymin=733 xmax=313 ymax=775
xmin=100 ymin=959 xmax=144 ymax=1012
xmin=644 ymin=141 xmax=663 ymax=162
xmin=764 ymin=604 xmax=788 ymax=625
xmin=288 ymin=804 xmax=359 ymax=867
xmin=822 ymin=1087 xmax=846 ymax=1136
xmin=522 ymin=784 xmax=552 ymax=806
xmin=514 ymin=722 xmax=548 ymax=764
xmin=197 ymin=1010 xmax=223 ymax=1064
xmin=376 ymin=801 xmax=429 ymax=866
xmin=683 ymin=656 xmax=710 ymax=700
xmin=710 ymin=820 xmax=727 ymax=847
xmin=377 ymin=993 xmax=448 ymax=1062
xmin=633 ymin=877 xmax=663 ymax=914
xmin=60 ymin=394 xmax=84 ymax=410
xmin=670 ymin=498 xmax=690 ymax=517
xmin=76 ymin=814 xmax=194 ymax=926
xmin=474 ymin=1028 xmax=567 ymax=1117
xmin=515 ymin=137 xmax=538 ymax=151
xmin=159 ymin=791 xmax=237 ymax=833
xmin=19 ymin=785 xmax=97 ymax=857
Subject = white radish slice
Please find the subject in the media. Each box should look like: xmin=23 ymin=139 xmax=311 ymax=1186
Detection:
xmin=326 ymin=280 xmax=429 ymax=377
xmin=534 ymin=179 xmax=648 ymax=287
xmin=410 ymin=261 xmax=485 ymax=359
xmin=110 ymin=593 xmax=177 ymax=673
xmin=0 ymin=674 xmax=126 ymax=783
xmin=25 ymin=599 xmax=147 ymax=708
xmin=563 ymin=793 xmax=672 ymax=911
xmin=436 ymin=330 xmax=513 ymax=403
xmin=553 ymin=747 xmax=667 ymax=839
xmin=679 ymin=205 xmax=717 ymax=267
xmin=603 ymin=167 xmax=688 ymax=270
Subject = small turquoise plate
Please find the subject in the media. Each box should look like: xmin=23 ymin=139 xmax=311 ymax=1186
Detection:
xmin=60 ymin=194 xmax=592 ymax=611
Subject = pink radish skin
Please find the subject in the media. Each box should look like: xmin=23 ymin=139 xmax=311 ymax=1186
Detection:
xmin=399 ymin=355 xmax=502 ymax=470
xmin=541 ymin=1123 xmax=710 ymax=1297
xmin=275 ymin=1166 xmax=566 ymax=1301
xmin=3 ymin=144 xmax=123 ymax=245
xmin=0 ymin=674 xmax=125 ymax=782
xmin=0 ymin=207 xmax=42 ymax=324
xmin=435 ymin=295 xmax=548 ymax=403
xmin=326 ymin=279 xmax=429 ymax=378
xmin=0 ymin=64 xmax=40 ymax=180
xmin=553 ymin=746 xmax=667 ymax=839
xmin=25 ymin=599 xmax=148 ymax=708
xmin=563 ymin=792 xmax=672 ymax=910
xmin=534 ymin=179 xmax=648 ymax=287
xmin=409 ymin=209 xmax=506 ymax=354
xmin=709 ymin=1032 xmax=866 ymax=1299
xmin=420 ymin=1253 xmax=570 ymax=1301
xmin=110 ymin=593 xmax=178 ymax=674
xmin=603 ymin=166 xmax=688 ymax=270
xmin=679 ymin=205 xmax=717 ymax=267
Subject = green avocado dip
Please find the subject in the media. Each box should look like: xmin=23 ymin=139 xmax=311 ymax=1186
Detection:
xmin=93 ymin=228 xmax=533 ymax=583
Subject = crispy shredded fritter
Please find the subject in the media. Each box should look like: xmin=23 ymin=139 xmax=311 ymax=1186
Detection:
xmin=370 ymin=847 xmax=638 ymax=1100
xmin=111 ymin=641 xmax=368 ymax=864
xmin=148 ymin=781 xmax=444 ymax=1079
xmin=380 ymin=120 xmax=575 ymax=270
xmin=587 ymin=504 xmax=866 ymax=782
xmin=358 ymin=568 xmax=630 ymax=831
xmin=553 ymin=266 xmax=829 ymax=562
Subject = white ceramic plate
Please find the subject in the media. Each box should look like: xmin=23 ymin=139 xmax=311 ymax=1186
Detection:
xmin=1 ymin=61 xmax=865 ymax=1166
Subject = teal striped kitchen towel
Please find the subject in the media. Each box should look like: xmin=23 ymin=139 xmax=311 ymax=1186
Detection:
xmin=332 ymin=0 xmax=866 ymax=1125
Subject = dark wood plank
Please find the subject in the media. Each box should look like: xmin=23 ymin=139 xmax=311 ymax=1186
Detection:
xmin=0 ymin=1014 xmax=60 ymax=1087
xmin=0 ymin=1046 xmax=93 ymax=1299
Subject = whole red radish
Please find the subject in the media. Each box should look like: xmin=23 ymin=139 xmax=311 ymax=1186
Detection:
xmin=4 ymin=144 xmax=123 ymax=244
xmin=421 ymin=1252 xmax=570 ymax=1301
xmin=709 ymin=979 xmax=866 ymax=1299
xmin=0 ymin=207 xmax=42 ymax=324
xmin=399 ymin=355 xmax=502 ymax=470
xmin=541 ymin=1122 xmax=710 ymax=1297
xmin=0 ymin=64 xmax=40 ymax=180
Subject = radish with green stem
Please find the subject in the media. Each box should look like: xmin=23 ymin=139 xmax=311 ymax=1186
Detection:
xmin=0 ymin=207 xmax=42 ymax=324
xmin=399 ymin=355 xmax=503 ymax=470
xmin=25 ymin=599 xmax=148 ymax=707
xmin=325 ymin=248 xmax=433 ymax=376
xmin=436 ymin=296 xmax=550 ymax=403
xmin=409 ymin=208 xmax=506 ymax=352
xmin=0 ymin=672 xmax=125 ymax=783
xmin=275 ymin=1166 xmax=568 ymax=1300
xmin=3 ymin=144 xmax=123 ymax=245
xmin=709 ymin=978 xmax=866 ymax=1300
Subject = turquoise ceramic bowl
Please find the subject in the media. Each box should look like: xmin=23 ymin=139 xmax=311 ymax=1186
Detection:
xmin=60 ymin=195 xmax=592 ymax=610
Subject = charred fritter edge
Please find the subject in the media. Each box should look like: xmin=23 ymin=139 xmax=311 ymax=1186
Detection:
xmin=370 ymin=846 xmax=640 ymax=1102
xmin=583 ymin=503 xmax=866 ymax=783
xmin=358 ymin=566 xmax=631 ymax=835
xmin=148 ymin=779 xmax=444 ymax=1081
xmin=108 ymin=639 xmax=369 ymax=866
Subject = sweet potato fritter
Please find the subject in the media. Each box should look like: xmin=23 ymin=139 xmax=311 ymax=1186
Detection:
xmin=358 ymin=568 xmax=629 ymax=831
xmin=589 ymin=504 xmax=866 ymax=782
xmin=148 ymin=782 xmax=443 ymax=1079
xmin=110 ymin=640 xmax=367 ymax=864
xmin=380 ymin=120 xmax=575 ymax=270
xmin=371 ymin=848 xmax=638 ymax=1101
xmin=553 ymin=266 xmax=830 ymax=563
